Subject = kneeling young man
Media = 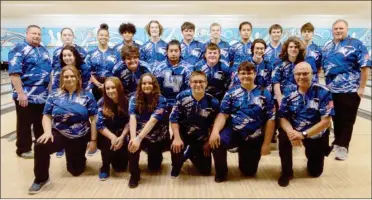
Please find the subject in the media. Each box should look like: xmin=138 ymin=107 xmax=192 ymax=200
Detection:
xmin=209 ymin=61 xmax=276 ymax=182
xmin=278 ymin=62 xmax=334 ymax=187
xmin=169 ymin=71 xmax=220 ymax=178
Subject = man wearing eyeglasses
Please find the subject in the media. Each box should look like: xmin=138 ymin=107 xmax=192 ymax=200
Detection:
xmin=277 ymin=62 xmax=334 ymax=187
xmin=208 ymin=61 xmax=275 ymax=183
xmin=169 ymin=71 xmax=220 ymax=178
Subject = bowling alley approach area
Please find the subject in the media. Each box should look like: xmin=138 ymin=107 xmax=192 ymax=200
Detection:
xmin=1 ymin=70 xmax=371 ymax=198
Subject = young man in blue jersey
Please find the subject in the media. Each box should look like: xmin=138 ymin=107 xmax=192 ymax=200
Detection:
xmin=113 ymin=22 xmax=140 ymax=60
xmin=301 ymin=22 xmax=322 ymax=83
xmin=322 ymin=19 xmax=371 ymax=161
xmin=180 ymin=22 xmax=205 ymax=65
xmin=229 ymin=22 xmax=253 ymax=68
xmin=264 ymin=24 xmax=283 ymax=64
xmin=204 ymin=23 xmax=230 ymax=64
xmin=209 ymin=61 xmax=276 ymax=183
xmin=169 ymin=71 xmax=220 ymax=178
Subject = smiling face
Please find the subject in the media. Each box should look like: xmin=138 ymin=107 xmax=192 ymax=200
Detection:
xmin=26 ymin=27 xmax=42 ymax=46
xmin=287 ymin=42 xmax=300 ymax=58
xmin=294 ymin=62 xmax=313 ymax=89
xmin=332 ymin=21 xmax=348 ymax=42
xmin=122 ymin=31 xmax=134 ymax=43
xmin=125 ymin=55 xmax=139 ymax=72
xmin=149 ymin=22 xmax=160 ymax=37
xmin=62 ymin=49 xmax=76 ymax=65
xmin=62 ymin=69 xmax=77 ymax=89
xmin=253 ymin=42 xmax=266 ymax=59
xmin=270 ymin=28 xmax=282 ymax=43
xmin=104 ymin=80 xmax=118 ymax=101
xmin=97 ymin=29 xmax=109 ymax=46
xmin=210 ymin=25 xmax=221 ymax=40
xmin=190 ymin=74 xmax=207 ymax=94
xmin=205 ymin=48 xmax=220 ymax=65
xmin=238 ymin=69 xmax=256 ymax=86
xmin=141 ymin=75 xmax=154 ymax=94
xmin=182 ymin=29 xmax=195 ymax=41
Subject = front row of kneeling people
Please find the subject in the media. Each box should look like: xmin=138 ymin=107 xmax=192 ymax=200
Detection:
xmin=28 ymin=58 xmax=334 ymax=194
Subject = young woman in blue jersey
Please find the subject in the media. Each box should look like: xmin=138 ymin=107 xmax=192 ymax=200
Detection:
xmin=209 ymin=62 xmax=275 ymax=183
xmin=112 ymin=45 xmax=150 ymax=97
xmin=86 ymin=23 xmax=119 ymax=101
xmin=140 ymin=20 xmax=168 ymax=71
xmin=113 ymin=22 xmax=140 ymax=60
xmin=194 ymin=43 xmax=231 ymax=101
xmin=28 ymin=66 xmax=97 ymax=194
xmin=169 ymin=71 xmax=220 ymax=178
xmin=180 ymin=22 xmax=205 ymax=65
xmin=127 ymin=73 xmax=170 ymax=188
xmin=51 ymin=28 xmax=87 ymax=91
xmin=96 ymin=77 xmax=129 ymax=181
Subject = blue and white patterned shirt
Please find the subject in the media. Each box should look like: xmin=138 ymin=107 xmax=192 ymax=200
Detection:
xmin=180 ymin=39 xmax=205 ymax=65
xmin=305 ymin=42 xmax=322 ymax=83
xmin=85 ymin=47 xmax=119 ymax=79
xmin=264 ymin=43 xmax=282 ymax=64
xmin=229 ymin=41 xmax=252 ymax=67
xmin=204 ymin=40 xmax=230 ymax=64
xmin=139 ymin=39 xmax=168 ymax=71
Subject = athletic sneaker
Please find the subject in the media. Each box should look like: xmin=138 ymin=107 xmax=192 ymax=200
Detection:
xmin=335 ymin=146 xmax=348 ymax=161
xmin=19 ymin=151 xmax=34 ymax=159
xmin=56 ymin=149 xmax=65 ymax=158
xmin=99 ymin=171 xmax=109 ymax=181
xmin=28 ymin=178 xmax=51 ymax=194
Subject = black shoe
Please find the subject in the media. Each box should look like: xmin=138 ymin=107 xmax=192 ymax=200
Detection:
xmin=278 ymin=175 xmax=293 ymax=187
xmin=171 ymin=167 xmax=181 ymax=179
xmin=214 ymin=174 xmax=227 ymax=183
xmin=128 ymin=177 xmax=139 ymax=188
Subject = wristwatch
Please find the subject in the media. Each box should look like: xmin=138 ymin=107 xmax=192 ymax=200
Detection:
xmin=302 ymin=131 xmax=308 ymax=139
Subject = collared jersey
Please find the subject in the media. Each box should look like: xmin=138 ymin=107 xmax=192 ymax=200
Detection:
xmin=85 ymin=47 xmax=119 ymax=79
xmin=322 ymin=36 xmax=371 ymax=93
xmin=229 ymin=41 xmax=252 ymax=67
xmin=96 ymin=104 xmax=129 ymax=134
xmin=8 ymin=40 xmax=52 ymax=104
xmin=43 ymin=90 xmax=97 ymax=139
xmin=139 ymin=39 xmax=168 ymax=71
xmin=220 ymin=85 xmax=275 ymax=139
xmin=113 ymin=41 xmax=141 ymax=61
xmin=279 ymin=83 xmax=335 ymax=139
xmin=264 ymin=42 xmax=282 ymax=64
xmin=169 ymin=89 xmax=219 ymax=141
xmin=305 ymin=42 xmax=322 ymax=83
xmin=180 ymin=39 xmax=205 ymax=65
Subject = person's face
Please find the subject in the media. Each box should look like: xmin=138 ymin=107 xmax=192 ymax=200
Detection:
xmin=62 ymin=69 xmax=77 ymax=89
xmin=98 ymin=30 xmax=109 ymax=45
xmin=238 ymin=69 xmax=256 ymax=86
xmin=210 ymin=25 xmax=221 ymax=40
xmin=205 ymin=49 xmax=220 ymax=64
xmin=61 ymin=29 xmax=74 ymax=45
xmin=105 ymin=80 xmax=118 ymax=100
xmin=240 ymin=24 xmax=252 ymax=40
xmin=332 ymin=22 xmax=348 ymax=42
xmin=141 ymin=75 xmax=154 ymax=94
xmin=167 ymin=45 xmax=180 ymax=63
xmin=253 ymin=43 xmax=266 ymax=59
xmin=294 ymin=64 xmax=312 ymax=88
xmin=26 ymin=27 xmax=41 ymax=46
xmin=287 ymin=42 xmax=299 ymax=57
xmin=62 ymin=49 xmax=76 ymax=65
xmin=182 ymin=29 xmax=195 ymax=41
xmin=190 ymin=75 xmax=207 ymax=94
xmin=270 ymin=29 xmax=282 ymax=42
xmin=125 ymin=55 xmax=139 ymax=72
xmin=149 ymin=22 xmax=160 ymax=37
xmin=301 ymin=30 xmax=313 ymax=42
xmin=122 ymin=32 xmax=134 ymax=42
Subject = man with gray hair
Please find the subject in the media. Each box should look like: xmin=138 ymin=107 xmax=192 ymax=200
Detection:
xmin=322 ymin=19 xmax=371 ymax=160
xmin=278 ymin=62 xmax=334 ymax=187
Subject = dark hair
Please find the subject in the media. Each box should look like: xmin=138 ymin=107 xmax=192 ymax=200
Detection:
xmin=166 ymin=39 xmax=181 ymax=52
xmin=60 ymin=27 xmax=74 ymax=36
xmin=102 ymin=77 xmax=128 ymax=119
xmin=251 ymin=38 xmax=267 ymax=56
xmin=301 ymin=22 xmax=315 ymax=33
xmin=239 ymin=21 xmax=253 ymax=31
xmin=60 ymin=45 xmax=83 ymax=72
xmin=121 ymin=45 xmax=140 ymax=61
xmin=269 ymin=24 xmax=283 ymax=34
xmin=279 ymin=36 xmax=306 ymax=64
xmin=238 ymin=61 xmax=256 ymax=73
xmin=97 ymin=23 xmax=109 ymax=34
xmin=181 ymin=22 xmax=195 ymax=31
xmin=118 ymin=22 xmax=136 ymax=35
xmin=135 ymin=73 xmax=161 ymax=114
xmin=145 ymin=20 xmax=163 ymax=36
xmin=26 ymin=25 xmax=41 ymax=31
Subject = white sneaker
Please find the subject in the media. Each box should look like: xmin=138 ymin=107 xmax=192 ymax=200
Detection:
xmin=19 ymin=151 xmax=34 ymax=159
xmin=332 ymin=144 xmax=340 ymax=152
xmin=335 ymin=146 xmax=348 ymax=161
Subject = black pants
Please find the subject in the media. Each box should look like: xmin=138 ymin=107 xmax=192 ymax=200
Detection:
xmin=128 ymin=138 xmax=171 ymax=181
xmin=33 ymin=129 xmax=89 ymax=183
xmin=332 ymin=93 xmax=361 ymax=149
xmin=97 ymin=134 xmax=129 ymax=173
xmin=212 ymin=128 xmax=264 ymax=178
xmin=171 ymin=136 xmax=211 ymax=175
xmin=92 ymin=77 xmax=105 ymax=101
xmin=15 ymin=101 xmax=44 ymax=155
xmin=279 ymin=129 xmax=330 ymax=178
